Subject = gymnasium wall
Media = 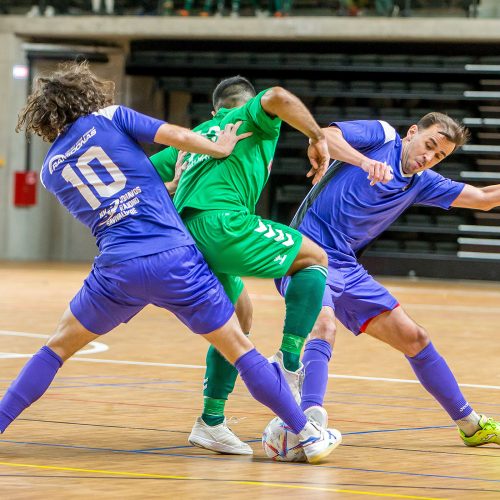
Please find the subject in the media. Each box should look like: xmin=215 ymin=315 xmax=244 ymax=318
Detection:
xmin=0 ymin=15 xmax=499 ymax=263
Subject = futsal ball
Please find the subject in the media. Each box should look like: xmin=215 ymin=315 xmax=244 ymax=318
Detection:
xmin=262 ymin=417 xmax=307 ymax=462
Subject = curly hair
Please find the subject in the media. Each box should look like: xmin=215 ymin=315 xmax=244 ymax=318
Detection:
xmin=16 ymin=61 xmax=115 ymax=143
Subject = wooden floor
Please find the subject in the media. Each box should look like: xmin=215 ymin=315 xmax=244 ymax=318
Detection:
xmin=0 ymin=262 xmax=499 ymax=499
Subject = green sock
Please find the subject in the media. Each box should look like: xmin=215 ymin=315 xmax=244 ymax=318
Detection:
xmin=201 ymin=339 xmax=244 ymax=426
xmin=201 ymin=397 xmax=226 ymax=427
xmin=280 ymin=333 xmax=306 ymax=372
xmin=281 ymin=265 xmax=328 ymax=371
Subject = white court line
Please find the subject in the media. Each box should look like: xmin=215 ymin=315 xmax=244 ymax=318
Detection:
xmin=0 ymin=330 xmax=108 ymax=357
xmin=249 ymin=294 xmax=500 ymax=314
xmin=1 ymin=352 xmax=498 ymax=391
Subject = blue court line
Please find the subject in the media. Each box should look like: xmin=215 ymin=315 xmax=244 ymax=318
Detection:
xmin=130 ymin=425 xmax=456 ymax=451
xmin=1 ymin=438 xmax=499 ymax=484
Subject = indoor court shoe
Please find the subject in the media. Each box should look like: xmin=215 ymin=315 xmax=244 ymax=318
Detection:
xmin=304 ymin=405 xmax=328 ymax=428
xmin=188 ymin=417 xmax=253 ymax=455
xmin=299 ymin=421 xmax=342 ymax=464
xmin=459 ymin=415 xmax=500 ymax=446
xmin=268 ymin=351 xmax=304 ymax=404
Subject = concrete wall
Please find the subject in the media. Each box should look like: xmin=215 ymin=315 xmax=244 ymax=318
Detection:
xmin=0 ymin=35 xmax=128 ymax=261
xmin=1 ymin=14 xmax=499 ymax=261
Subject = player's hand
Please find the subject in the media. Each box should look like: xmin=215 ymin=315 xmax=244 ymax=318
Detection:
xmin=165 ymin=151 xmax=189 ymax=196
xmin=213 ymin=121 xmax=253 ymax=158
xmin=306 ymin=137 xmax=330 ymax=185
xmin=360 ymin=159 xmax=393 ymax=186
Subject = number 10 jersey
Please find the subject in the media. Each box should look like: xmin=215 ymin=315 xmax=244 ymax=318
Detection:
xmin=41 ymin=105 xmax=194 ymax=267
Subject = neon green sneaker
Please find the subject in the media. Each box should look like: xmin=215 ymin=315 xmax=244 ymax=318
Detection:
xmin=459 ymin=415 xmax=500 ymax=447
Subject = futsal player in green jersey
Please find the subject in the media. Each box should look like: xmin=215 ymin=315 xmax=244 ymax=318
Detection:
xmin=151 ymin=77 xmax=330 ymax=455
xmin=151 ymin=76 xmax=387 ymax=455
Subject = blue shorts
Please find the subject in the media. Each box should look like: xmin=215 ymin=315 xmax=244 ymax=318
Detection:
xmin=70 ymin=245 xmax=234 ymax=335
xmin=277 ymin=260 xmax=398 ymax=335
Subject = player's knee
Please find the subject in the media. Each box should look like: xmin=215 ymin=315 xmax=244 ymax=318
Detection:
xmin=292 ymin=240 xmax=327 ymax=272
xmin=403 ymin=324 xmax=430 ymax=357
xmin=310 ymin=310 xmax=336 ymax=346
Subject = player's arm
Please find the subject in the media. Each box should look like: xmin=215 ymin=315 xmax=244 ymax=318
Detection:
xmin=451 ymin=183 xmax=500 ymax=211
xmin=260 ymin=87 xmax=329 ymax=184
xmin=317 ymin=126 xmax=392 ymax=186
xmin=154 ymin=122 xmax=251 ymax=159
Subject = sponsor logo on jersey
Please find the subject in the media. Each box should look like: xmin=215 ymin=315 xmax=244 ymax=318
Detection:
xmin=48 ymin=127 xmax=97 ymax=174
xmin=98 ymin=186 xmax=142 ymax=227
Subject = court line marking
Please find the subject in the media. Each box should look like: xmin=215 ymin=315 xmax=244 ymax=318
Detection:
xmin=0 ymin=330 xmax=108 ymax=357
xmin=1 ymin=357 xmax=499 ymax=390
xmin=1 ymin=331 xmax=499 ymax=390
xmin=0 ymin=461 xmax=445 ymax=499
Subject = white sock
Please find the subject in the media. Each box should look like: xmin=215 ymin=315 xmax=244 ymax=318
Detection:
xmin=455 ymin=411 xmax=481 ymax=436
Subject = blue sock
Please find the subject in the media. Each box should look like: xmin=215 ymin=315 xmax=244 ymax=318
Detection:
xmin=406 ymin=342 xmax=472 ymax=421
xmin=0 ymin=346 xmax=63 ymax=433
xmin=235 ymin=348 xmax=307 ymax=434
xmin=300 ymin=338 xmax=332 ymax=411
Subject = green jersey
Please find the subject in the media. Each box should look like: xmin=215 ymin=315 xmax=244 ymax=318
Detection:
xmin=150 ymin=90 xmax=281 ymax=215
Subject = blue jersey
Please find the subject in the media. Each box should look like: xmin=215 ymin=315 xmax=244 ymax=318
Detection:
xmin=41 ymin=105 xmax=194 ymax=266
xmin=296 ymin=120 xmax=465 ymax=261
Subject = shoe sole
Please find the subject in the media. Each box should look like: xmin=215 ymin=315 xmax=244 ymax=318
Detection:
xmin=188 ymin=436 xmax=253 ymax=455
xmin=306 ymin=433 xmax=342 ymax=465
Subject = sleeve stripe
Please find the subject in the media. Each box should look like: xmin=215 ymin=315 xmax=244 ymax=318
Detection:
xmin=378 ymin=120 xmax=396 ymax=144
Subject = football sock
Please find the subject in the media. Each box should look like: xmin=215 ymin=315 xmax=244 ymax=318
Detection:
xmin=0 ymin=346 xmax=63 ymax=433
xmin=201 ymin=397 xmax=226 ymax=427
xmin=406 ymin=342 xmax=474 ymax=422
xmin=235 ymin=348 xmax=307 ymax=434
xmin=201 ymin=334 xmax=249 ymax=426
xmin=300 ymin=338 xmax=332 ymax=411
xmin=281 ymin=265 xmax=327 ymax=372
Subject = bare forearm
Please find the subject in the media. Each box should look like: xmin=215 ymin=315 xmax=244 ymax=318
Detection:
xmin=154 ymin=124 xmax=223 ymax=158
xmin=261 ymin=87 xmax=324 ymax=142
xmin=452 ymin=183 xmax=500 ymax=211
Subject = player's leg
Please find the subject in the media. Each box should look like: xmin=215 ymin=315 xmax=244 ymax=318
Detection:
xmin=184 ymin=211 xmax=327 ymax=401
xmin=277 ymin=234 xmax=328 ymax=379
xmin=202 ymin=314 xmax=341 ymax=463
xmin=202 ymin=280 xmax=250 ymax=426
xmin=0 ymin=308 xmax=98 ymax=433
xmin=300 ymin=306 xmax=336 ymax=416
xmin=157 ymin=245 xmax=341 ymax=462
xmin=0 ymin=261 xmax=145 ymax=435
xmin=191 ymin=276 xmax=254 ymax=454
xmin=365 ymin=306 xmax=500 ymax=446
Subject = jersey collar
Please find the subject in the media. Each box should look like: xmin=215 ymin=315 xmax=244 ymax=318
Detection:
xmin=399 ymin=160 xmax=423 ymax=178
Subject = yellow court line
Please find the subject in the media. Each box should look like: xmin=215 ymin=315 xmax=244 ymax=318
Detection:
xmin=0 ymin=461 xmax=446 ymax=500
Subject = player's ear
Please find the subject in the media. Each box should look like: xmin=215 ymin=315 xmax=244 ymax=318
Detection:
xmin=211 ymin=110 xmax=216 ymax=117
xmin=406 ymin=124 xmax=418 ymax=140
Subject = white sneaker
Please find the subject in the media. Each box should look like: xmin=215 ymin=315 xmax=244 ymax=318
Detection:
xmin=304 ymin=405 xmax=328 ymax=428
xmin=298 ymin=421 xmax=342 ymax=464
xmin=44 ymin=5 xmax=55 ymax=16
xmin=188 ymin=417 xmax=253 ymax=455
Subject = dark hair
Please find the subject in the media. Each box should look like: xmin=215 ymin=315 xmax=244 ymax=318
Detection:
xmin=417 ymin=112 xmax=470 ymax=150
xmin=212 ymin=76 xmax=256 ymax=111
xmin=16 ymin=61 xmax=115 ymax=142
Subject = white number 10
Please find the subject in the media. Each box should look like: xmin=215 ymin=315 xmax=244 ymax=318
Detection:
xmin=62 ymin=146 xmax=126 ymax=209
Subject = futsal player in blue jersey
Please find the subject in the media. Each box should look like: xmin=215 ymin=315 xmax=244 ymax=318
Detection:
xmin=0 ymin=62 xmax=341 ymax=463
xmin=277 ymin=112 xmax=500 ymax=446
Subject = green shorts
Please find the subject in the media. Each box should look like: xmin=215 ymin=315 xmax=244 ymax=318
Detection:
xmin=183 ymin=210 xmax=303 ymax=303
